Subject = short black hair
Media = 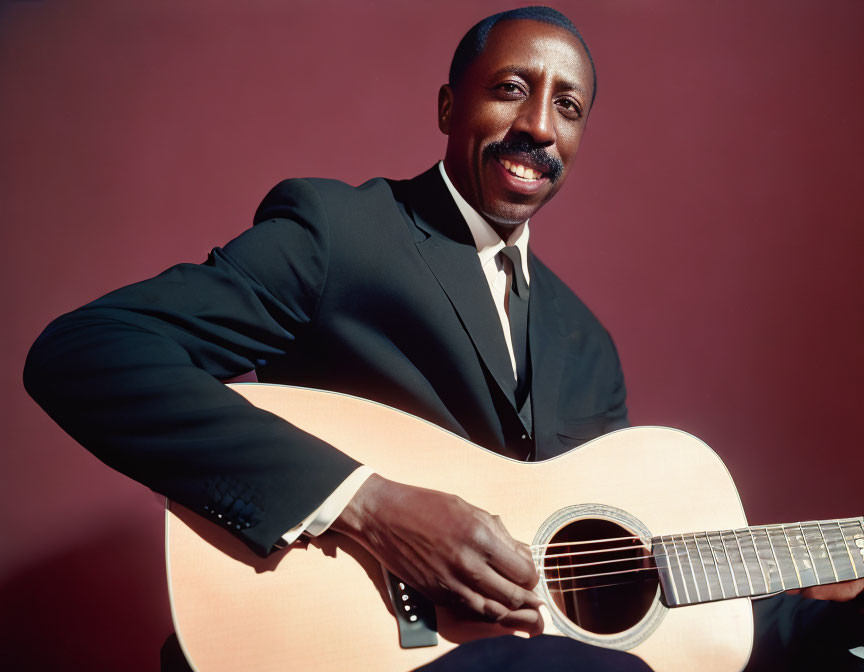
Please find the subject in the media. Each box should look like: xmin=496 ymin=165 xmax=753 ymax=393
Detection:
xmin=448 ymin=6 xmax=597 ymax=106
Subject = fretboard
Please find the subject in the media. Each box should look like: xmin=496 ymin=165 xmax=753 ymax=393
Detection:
xmin=652 ymin=517 xmax=864 ymax=606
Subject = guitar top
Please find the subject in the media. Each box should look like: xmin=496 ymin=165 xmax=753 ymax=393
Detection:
xmin=166 ymin=384 xmax=863 ymax=672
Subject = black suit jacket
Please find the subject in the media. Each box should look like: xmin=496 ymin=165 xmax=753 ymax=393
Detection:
xmin=24 ymin=166 xmax=627 ymax=556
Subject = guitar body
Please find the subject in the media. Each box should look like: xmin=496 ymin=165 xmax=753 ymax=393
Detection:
xmin=167 ymin=384 xmax=753 ymax=671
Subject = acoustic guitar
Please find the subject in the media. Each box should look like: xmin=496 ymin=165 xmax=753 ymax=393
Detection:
xmin=166 ymin=383 xmax=864 ymax=671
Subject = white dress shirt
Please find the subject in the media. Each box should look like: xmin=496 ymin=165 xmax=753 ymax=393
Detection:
xmin=279 ymin=161 xmax=529 ymax=545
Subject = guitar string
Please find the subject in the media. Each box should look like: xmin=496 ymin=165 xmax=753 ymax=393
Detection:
xmin=540 ymin=544 xmax=650 ymax=560
xmin=532 ymin=541 xmax=662 ymax=582
xmin=536 ymin=551 xmax=775 ymax=584
xmin=529 ymin=535 xmax=641 ymax=550
xmin=541 ymin=553 xmax=651 ymax=571
xmin=537 ymin=546 xmax=659 ymax=581
xmin=526 ymin=523 xmax=860 ymax=583
xmin=537 ymin=548 xmax=756 ymax=580
xmin=541 ymin=566 xmax=658 ymax=583
xmin=533 ymin=526 xmax=860 ymax=592
xmin=546 ymin=578 xmax=651 ymax=594
xmin=530 ymin=522 xmax=859 ymax=552
xmin=535 ymin=546 xmax=741 ymax=582
xmin=533 ymin=533 xmax=819 ymax=564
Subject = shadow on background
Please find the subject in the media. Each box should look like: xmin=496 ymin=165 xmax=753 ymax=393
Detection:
xmin=0 ymin=522 xmax=172 ymax=672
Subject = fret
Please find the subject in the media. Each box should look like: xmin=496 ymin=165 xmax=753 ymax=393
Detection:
xmin=839 ymin=519 xmax=864 ymax=579
xmin=736 ymin=529 xmax=768 ymax=594
xmin=708 ymin=531 xmax=737 ymax=598
xmin=786 ymin=524 xmax=818 ymax=587
xmin=749 ymin=529 xmax=772 ymax=593
xmin=817 ymin=523 xmax=839 ymax=581
xmin=752 ymin=527 xmax=785 ymax=592
xmin=703 ymin=531 xmax=727 ymax=599
xmin=782 ymin=525 xmax=808 ymax=587
xmin=673 ymin=534 xmax=700 ymax=603
xmin=766 ymin=525 xmax=799 ymax=589
xmin=664 ymin=535 xmax=689 ymax=603
xmin=683 ymin=533 xmax=711 ymax=601
xmin=720 ymin=530 xmax=750 ymax=596
xmin=653 ymin=537 xmax=682 ymax=606
xmin=662 ymin=535 xmax=691 ymax=605
xmin=693 ymin=532 xmax=722 ymax=601
xmin=829 ymin=520 xmax=859 ymax=581
xmin=732 ymin=529 xmax=757 ymax=594
xmin=801 ymin=522 xmax=837 ymax=584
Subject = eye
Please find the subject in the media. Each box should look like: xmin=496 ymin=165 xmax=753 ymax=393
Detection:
xmin=493 ymin=81 xmax=526 ymax=99
xmin=556 ymin=97 xmax=583 ymax=120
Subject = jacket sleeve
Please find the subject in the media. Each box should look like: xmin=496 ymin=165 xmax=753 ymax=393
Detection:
xmin=23 ymin=179 xmax=360 ymax=556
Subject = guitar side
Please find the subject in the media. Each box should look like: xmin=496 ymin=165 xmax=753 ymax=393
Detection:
xmin=166 ymin=383 xmax=753 ymax=671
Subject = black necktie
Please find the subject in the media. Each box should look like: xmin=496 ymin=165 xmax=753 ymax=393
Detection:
xmin=499 ymin=246 xmax=530 ymax=402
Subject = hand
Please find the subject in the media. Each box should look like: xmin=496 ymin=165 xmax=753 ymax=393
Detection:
xmin=788 ymin=578 xmax=864 ymax=610
xmin=331 ymin=474 xmax=544 ymax=634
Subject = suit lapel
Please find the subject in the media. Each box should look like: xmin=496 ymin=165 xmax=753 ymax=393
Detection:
xmin=394 ymin=167 xmax=518 ymax=410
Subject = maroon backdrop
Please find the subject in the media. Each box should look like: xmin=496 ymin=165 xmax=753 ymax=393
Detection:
xmin=2 ymin=0 xmax=862 ymax=669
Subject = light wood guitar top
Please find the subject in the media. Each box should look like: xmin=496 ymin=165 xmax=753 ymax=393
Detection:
xmin=165 ymin=384 xmax=863 ymax=671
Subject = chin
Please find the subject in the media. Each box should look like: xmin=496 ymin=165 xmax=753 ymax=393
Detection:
xmin=483 ymin=202 xmax=540 ymax=227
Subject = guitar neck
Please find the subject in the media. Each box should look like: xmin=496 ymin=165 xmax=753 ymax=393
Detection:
xmin=652 ymin=516 xmax=864 ymax=606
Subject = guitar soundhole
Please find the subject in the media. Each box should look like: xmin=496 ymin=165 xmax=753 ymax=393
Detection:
xmin=544 ymin=518 xmax=657 ymax=635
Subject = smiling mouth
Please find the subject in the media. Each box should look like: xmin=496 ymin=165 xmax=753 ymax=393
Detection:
xmin=496 ymin=157 xmax=546 ymax=182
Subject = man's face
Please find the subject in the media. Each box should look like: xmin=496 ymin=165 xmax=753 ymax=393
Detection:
xmin=440 ymin=19 xmax=594 ymax=233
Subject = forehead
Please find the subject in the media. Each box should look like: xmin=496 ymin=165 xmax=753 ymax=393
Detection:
xmin=470 ymin=19 xmax=592 ymax=94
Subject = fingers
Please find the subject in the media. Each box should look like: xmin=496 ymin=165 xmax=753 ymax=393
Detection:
xmin=797 ymin=578 xmax=864 ymax=602
xmin=467 ymin=562 xmax=543 ymax=611
xmin=442 ymin=557 xmax=543 ymax=636
xmin=453 ymin=514 xmax=542 ymax=612
xmin=499 ymin=607 xmax=545 ymax=636
xmin=481 ymin=514 xmax=540 ymax=590
xmin=450 ymin=511 xmax=542 ymax=619
xmin=447 ymin=580 xmax=544 ymax=636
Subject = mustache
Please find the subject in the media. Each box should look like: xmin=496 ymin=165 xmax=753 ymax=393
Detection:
xmin=484 ymin=139 xmax=564 ymax=183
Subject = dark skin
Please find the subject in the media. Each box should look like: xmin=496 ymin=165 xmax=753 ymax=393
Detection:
xmin=331 ymin=20 xmax=595 ymax=635
xmin=333 ymin=18 xmax=863 ymax=633
xmin=440 ymin=19 xmax=594 ymax=238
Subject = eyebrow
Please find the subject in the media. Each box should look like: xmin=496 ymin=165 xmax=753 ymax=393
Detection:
xmin=491 ymin=65 xmax=587 ymax=97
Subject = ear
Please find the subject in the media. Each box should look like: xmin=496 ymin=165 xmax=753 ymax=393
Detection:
xmin=438 ymin=84 xmax=454 ymax=135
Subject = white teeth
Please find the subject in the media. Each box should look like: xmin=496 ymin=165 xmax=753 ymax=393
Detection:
xmin=499 ymin=158 xmax=541 ymax=180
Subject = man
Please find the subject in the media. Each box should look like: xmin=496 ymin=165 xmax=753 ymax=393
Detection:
xmin=23 ymin=6 xmax=862 ymax=671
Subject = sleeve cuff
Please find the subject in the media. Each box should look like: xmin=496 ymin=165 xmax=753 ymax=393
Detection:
xmin=279 ymin=466 xmax=375 ymax=545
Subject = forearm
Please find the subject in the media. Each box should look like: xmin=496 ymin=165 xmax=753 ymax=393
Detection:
xmin=24 ymin=307 xmax=360 ymax=555
xmin=24 ymin=197 xmax=356 ymax=555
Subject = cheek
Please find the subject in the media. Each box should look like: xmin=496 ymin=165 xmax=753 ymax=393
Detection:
xmin=558 ymin=126 xmax=586 ymax=166
xmin=472 ymin=107 xmax=513 ymax=142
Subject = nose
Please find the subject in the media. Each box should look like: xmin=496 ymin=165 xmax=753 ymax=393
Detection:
xmin=511 ymin=94 xmax=555 ymax=146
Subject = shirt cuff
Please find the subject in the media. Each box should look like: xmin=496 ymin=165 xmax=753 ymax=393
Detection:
xmin=280 ymin=466 xmax=375 ymax=545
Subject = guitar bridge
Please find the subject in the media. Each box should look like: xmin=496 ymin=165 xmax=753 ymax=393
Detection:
xmin=383 ymin=570 xmax=438 ymax=648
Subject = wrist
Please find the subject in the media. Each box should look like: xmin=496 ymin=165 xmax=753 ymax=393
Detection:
xmin=330 ymin=472 xmax=386 ymax=538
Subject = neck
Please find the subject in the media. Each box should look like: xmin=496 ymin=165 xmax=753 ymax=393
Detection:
xmin=652 ymin=516 xmax=864 ymax=606
xmin=488 ymin=221 xmax=519 ymax=245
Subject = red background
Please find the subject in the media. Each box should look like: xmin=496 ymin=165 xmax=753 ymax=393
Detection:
xmin=1 ymin=0 xmax=862 ymax=669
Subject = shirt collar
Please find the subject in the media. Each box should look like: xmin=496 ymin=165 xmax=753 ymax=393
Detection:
xmin=438 ymin=161 xmax=530 ymax=282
